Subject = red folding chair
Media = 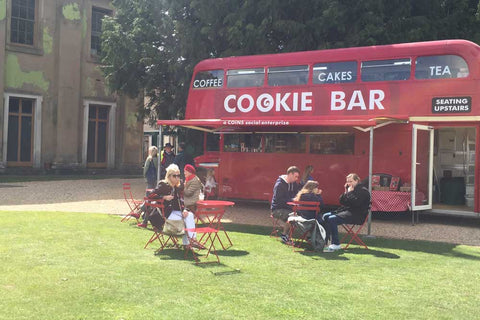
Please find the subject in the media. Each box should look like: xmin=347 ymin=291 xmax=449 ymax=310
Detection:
xmin=183 ymin=227 xmax=220 ymax=264
xmin=142 ymin=198 xmax=180 ymax=252
xmin=195 ymin=203 xmax=232 ymax=250
xmin=287 ymin=201 xmax=321 ymax=251
xmin=270 ymin=213 xmax=281 ymax=237
xmin=121 ymin=183 xmax=143 ymax=223
xmin=340 ymin=214 xmax=369 ymax=249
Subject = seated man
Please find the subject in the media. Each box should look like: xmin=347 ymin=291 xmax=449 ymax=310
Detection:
xmin=323 ymin=173 xmax=370 ymax=252
xmin=270 ymin=166 xmax=301 ymax=244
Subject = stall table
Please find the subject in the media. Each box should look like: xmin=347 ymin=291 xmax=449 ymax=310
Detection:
xmin=371 ymin=190 xmax=426 ymax=224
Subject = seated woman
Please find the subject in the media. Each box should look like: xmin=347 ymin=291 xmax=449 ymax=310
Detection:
xmin=323 ymin=173 xmax=370 ymax=252
xmin=147 ymin=164 xmax=202 ymax=248
xmin=183 ymin=164 xmax=203 ymax=212
xmin=293 ymin=180 xmax=324 ymax=220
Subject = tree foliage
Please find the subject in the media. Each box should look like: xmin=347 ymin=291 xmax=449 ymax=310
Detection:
xmin=101 ymin=0 xmax=480 ymax=121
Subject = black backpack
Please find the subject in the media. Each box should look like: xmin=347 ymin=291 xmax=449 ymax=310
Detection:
xmin=292 ymin=218 xmax=326 ymax=251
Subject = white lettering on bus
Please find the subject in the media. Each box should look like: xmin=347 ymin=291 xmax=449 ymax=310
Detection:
xmin=237 ymin=94 xmax=254 ymax=113
xmin=429 ymin=65 xmax=451 ymax=77
xmin=318 ymin=71 xmax=352 ymax=82
xmin=331 ymin=90 xmax=385 ymax=111
xmin=224 ymin=92 xmax=313 ymax=113
xmin=193 ymin=78 xmax=223 ymax=88
xmin=435 ymin=98 xmax=469 ymax=105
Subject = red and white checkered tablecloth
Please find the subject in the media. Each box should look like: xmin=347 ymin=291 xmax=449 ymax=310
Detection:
xmin=371 ymin=190 xmax=425 ymax=212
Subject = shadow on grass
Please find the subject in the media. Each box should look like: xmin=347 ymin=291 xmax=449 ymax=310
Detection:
xmin=224 ymin=223 xmax=272 ymax=236
xmin=223 ymin=223 xmax=480 ymax=261
xmin=300 ymin=250 xmax=350 ymax=261
xmin=216 ymin=249 xmax=249 ymax=257
xmin=366 ymin=237 xmax=480 ymax=261
xmin=293 ymin=243 xmax=399 ymax=260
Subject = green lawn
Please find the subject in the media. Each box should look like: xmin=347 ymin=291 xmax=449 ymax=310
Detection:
xmin=1 ymin=211 xmax=479 ymax=320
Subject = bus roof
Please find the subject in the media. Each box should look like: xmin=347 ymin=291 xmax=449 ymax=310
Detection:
xmin=193 ymin=39 xmax=480 ymax=71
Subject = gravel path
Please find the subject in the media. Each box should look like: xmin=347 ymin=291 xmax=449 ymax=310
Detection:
xmin=1 ymin=178 xmax=479 ymax=246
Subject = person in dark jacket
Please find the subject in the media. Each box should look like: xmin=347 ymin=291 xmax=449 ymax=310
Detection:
xmin=293 ymin=180 xmax=324 ymax=220
xmin=160 ymin=143 xmax=175 ymax=179
xmin=270 ymin=166 xmax=301 ymax=244
xmin=174 ymin=142 xmax=194 ymax=180
xmin=322 ymin=173 xmax=370 ymax=251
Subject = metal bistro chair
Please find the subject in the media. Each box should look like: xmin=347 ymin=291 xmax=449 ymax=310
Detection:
xmin=195 ymin=202 xmax=233 ymax=250
xmin=142 ymin=198 xmax=181 ymax=252
xmin=287 ymin=201 xmax=322 ymax=251
xmin=183 ymin=226 xmax=221 ymax=264
xmin=121 ymin=183 xmax=143 ymax=223
xmin=340 ymin=213 xmax=369 ymax=250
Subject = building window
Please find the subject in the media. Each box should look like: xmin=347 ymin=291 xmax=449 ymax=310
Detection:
xmin=10 ymin=0 xmax=36 ymax=45
xmin=7 ymin=97 xmax=34 ymax=165
xmin=87 ymin=105 xmax=109 ymax=167
xmin=91 ymin=7 xmax=111 ymax=56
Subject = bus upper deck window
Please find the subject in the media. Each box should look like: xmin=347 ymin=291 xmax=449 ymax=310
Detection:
xmin=415 ymin=55 xmax=469 ymax=79
xmin=313 ymin=61 xmax=357 ymax=84
xmin=227 ymin=68 xmax=265 ymax=88
xmin=192 ymin=70 xmax=224 ymax=89
xmin=361 ymin=58 xmax=411 ymax=82
xmin=268 ymin=65 xmax=308 ymax=86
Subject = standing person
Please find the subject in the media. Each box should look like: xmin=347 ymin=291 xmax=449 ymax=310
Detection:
xmin=204 ymin=168 xmax=217 ymax=199
xmin=160 ymin=142 xmax=175 ymax=179
xmin=271 ymin=166 xmax=301 ymax=244
xmin=143 ymin=146 xmax=159 ymax=190
xmin=293 ymin=180 xmax=324 ymax=220
xmin=301 ymin=165 xmax=314 ymax=185
xmin=183 ymin=164 xmax=203 ymax=212
xmin=173 ymin=142 xmax=187 ymax=180
xmin=322 ymin=173 xmax=370 ymax=252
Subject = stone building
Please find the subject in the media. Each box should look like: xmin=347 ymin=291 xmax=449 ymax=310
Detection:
xmin=0 ymin=0 xmax=143 ymax=173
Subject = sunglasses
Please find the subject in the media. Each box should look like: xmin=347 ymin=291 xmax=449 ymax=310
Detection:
xmin=171 ymin=174 xmax=181 ymax=178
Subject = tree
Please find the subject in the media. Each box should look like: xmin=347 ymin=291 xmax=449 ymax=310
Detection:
xmin=101 ymin=0 xmax=480 ymax=120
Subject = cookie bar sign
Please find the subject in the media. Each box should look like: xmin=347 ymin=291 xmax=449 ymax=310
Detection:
xmin=432 ymin=97 xmax=471 ymax=113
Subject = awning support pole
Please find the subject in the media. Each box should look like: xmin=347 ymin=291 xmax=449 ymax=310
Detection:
xmin=157 ymin=125 xmax=162 ymax=185
xmin=367 ymin=126 xmax=373 ymax=235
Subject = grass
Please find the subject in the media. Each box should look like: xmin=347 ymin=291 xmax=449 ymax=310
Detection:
xmin=1 ymin=211 xmax=479 ymax=320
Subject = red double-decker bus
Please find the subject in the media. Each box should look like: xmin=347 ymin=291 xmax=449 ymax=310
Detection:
xmin=158 ymin=39 xmax=480 ymax=217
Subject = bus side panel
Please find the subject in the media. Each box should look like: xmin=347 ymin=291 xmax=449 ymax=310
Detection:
xmin=214 ymin=125 xmax=415 ymax=205
xmin=372 ymin=124 xmax=414 ymax=186
xmin=216 ymin=152 xmax=369 ymax=204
